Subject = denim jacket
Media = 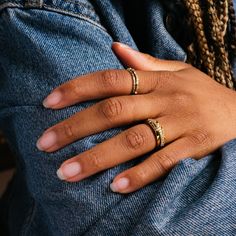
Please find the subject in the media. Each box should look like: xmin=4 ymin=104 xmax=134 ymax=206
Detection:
xmin=0 ymin=0 xmax=236 ymax=235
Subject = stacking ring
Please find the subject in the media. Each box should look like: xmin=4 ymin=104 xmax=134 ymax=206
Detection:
xmin=127 ymin=67 xmax=139 ymax=95
xmin=145 ymin=119 xmax=165 ymax=147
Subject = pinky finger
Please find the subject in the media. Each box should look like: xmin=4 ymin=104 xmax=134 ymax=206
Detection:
xmin=110 ymin=138 xmax=194 ymax=194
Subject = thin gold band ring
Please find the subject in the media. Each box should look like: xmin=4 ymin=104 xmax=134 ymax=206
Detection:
xmin=127 ymin=67 xmax=139 ymax=95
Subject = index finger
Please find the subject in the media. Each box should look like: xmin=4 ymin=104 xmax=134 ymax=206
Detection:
xmin=42 ymin=69 xmax=172 ymax=109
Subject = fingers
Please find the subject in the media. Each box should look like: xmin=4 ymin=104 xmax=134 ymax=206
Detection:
xmin=112 ymin=42 xmax=190 ymax=71
xmin=110 ymin=137 xmax=193 ymax=194
xmin=43 ymin=43 xmax=190 ymax=109
xmin=43 ymin=69 xmax=172 ymax=109
xmin=37 ymin=94 xmax=167 ymax=152
xmin=43 ymin=69 xmax=131 ymax=109
xmin=56 ymin=119 xmax=182 ymax=182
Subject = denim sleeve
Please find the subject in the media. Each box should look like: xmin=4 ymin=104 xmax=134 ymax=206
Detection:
xmin=1 ymin=1 xmax=236 ymax=235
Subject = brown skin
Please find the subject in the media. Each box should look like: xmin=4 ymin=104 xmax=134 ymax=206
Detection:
xmin=37 ymin=42 xmax=236 ymax=193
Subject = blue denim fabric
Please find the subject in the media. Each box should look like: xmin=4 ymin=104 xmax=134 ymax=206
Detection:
xmin=0 ymin=0 xmax=236 ymax=235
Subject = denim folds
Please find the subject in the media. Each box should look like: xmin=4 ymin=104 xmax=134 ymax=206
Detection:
xmin=0 ymin=0 xmax=236 ymax=235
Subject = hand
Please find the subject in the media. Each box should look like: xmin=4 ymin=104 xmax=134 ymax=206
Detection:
xmin=37 ymin=42 xmax=236 ymax=194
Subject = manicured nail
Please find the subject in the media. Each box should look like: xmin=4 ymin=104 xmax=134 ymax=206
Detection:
xmin=43 ymin=91 xmax=62 ymax=108
xmin=57 ymin=162 xmax=81 ymax=180
xmin=110 ymin=177 xmax=130 ymax=192
xmin=113 ymin=42 xmax=132 ymax=49
xmin=36 ymin=131 xmax=57 ymax=151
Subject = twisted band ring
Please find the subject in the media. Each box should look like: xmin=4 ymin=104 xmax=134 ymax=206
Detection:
xmin=145 ymin=119 xmax=165 ymax=147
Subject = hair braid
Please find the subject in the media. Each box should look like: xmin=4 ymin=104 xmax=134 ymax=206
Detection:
xmin=161 ymin=0 xmax=236 ymax=89
xmin=183 ymin=0 xmax=215 ymax=78
xmin=206 ymin=0 xmax=233 ymax=87
xmin=228 ymin=0 xmax=236 ymax=52
xmin=218 ymin=0 xmax=229 ymax=34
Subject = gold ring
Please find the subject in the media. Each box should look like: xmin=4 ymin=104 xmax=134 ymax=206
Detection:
xmin=127 ymin=67 xmax=139 ymax=95
xmin=145 ymin=119 xmax=165 ymax=147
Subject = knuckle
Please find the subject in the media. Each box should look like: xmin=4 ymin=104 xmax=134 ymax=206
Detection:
xmin=144 ymin=53 xmax=158 ymax=62
xmin=70 ymin=80 xmax=80 ymax=96
xmin=154 ymin=71 xmax=173 ymax=89
xmin=124 ymin=128 xmax=147 ymax=151
xmin=188 ymin=130 xmax=210 ymax=146
xmin=132 ymin=167 xmax=149 ymax=186
xmin=173 ymin=91 xmax=191 ymax=107
xmin=62 ymin=123 xmax=76 ymax=140
xmin=100 ymin=70 xmax=120 ymax=89
xmin=87 ymin=150 xmax=103 ymax=169
xmin=100 ymin=98 xmax=123 ymax=122
xmin=153 ymin=153 xmax=175 ymax=172
xmin=61 ymin=77 xmax=81 ymax=97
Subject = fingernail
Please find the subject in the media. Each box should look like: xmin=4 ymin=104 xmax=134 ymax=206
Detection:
xmin=36 ymin=131 xmax=57 ymax=151
xmin=113 ymin=42 xmax=132 ymax=49
xmin=57 ymin=162 xmax=81 ymax=180
xmin=43 ymin=91 xmax=62 ymax=108
xmin=110 ymin=177 xmax=130 ymax=192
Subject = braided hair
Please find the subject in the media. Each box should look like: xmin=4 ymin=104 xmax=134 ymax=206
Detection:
xmin=161 ymin=0 xmax=236 ymax=89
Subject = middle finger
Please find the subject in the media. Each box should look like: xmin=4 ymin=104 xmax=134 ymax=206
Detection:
xmin=37 ymin=93 xmax=167 ymax=152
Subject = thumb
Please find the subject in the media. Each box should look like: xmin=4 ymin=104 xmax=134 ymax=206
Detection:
xmin=112 ymin=42 xmax=189 ymax=71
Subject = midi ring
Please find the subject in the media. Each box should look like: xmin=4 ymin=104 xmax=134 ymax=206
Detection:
xmin=127 ymin=67 xmax=139 ymax=95
xmin=145 ymin=119 xmax=165 ymax=147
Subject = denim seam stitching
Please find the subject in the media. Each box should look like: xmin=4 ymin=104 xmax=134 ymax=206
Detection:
xmin=0 ymin=3 xmax=107 ymax=33
xmin=0 ymin=0 xmax=94 ymax=10
xmin=62 ymin=0 xmax=94 ymax=11
xmin=0 ymin=2 xmax=22 ymax=11
xmin=25 ymin=0 xmax=43 ymax=8
xmin=43 ymin=4 xmax=107 ymax=32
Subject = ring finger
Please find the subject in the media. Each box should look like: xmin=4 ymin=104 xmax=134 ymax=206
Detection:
xmin=56 ymin=116 xmax=183 ymax=182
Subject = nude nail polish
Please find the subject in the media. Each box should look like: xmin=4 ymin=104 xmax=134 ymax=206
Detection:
xmin=36 ymin=131 xmax=57 ymax=151
xmin=57 ymin=162 xmax=81 ymax=180
xmin=110 ymin=177 xmax=130 ymax=192
xmin=43 ymin=91 xmax=62 ymax=108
